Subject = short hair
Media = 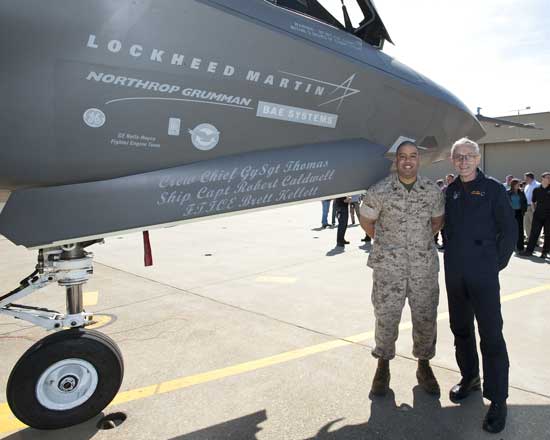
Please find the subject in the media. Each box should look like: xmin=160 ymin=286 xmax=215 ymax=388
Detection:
xmin=542 ymin=171 xmax=550 ymax=178
xmin=436 ymin=179 xmax=444 ymax=186
xmin=451 ymin=137 xmax=480 ymax=157
xmin=446 ymin=174 xmax=455 ymax=179
xmin=505 ymin=174 xmax=513 ymax=180
xmin=525 ymin=172 xmax=535 ymax=180
xmin=395 ymin=140 xmax=418 ymax=156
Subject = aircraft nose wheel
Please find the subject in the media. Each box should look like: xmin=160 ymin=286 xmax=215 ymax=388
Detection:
xmin=6 ymin=328 xmax=123 ymax=430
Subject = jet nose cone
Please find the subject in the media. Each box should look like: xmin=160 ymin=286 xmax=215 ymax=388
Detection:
xmin=421 ymin=74 xmax=485 ymax=142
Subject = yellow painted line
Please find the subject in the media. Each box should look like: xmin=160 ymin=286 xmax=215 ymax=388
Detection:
xmin=0 ymin=403 xmax=25 ymax=432
xmin=83 ymin=291 xmax=99 ymax=307
xmin=1 ymin=283 xmax=549 ymax=434
xmin=86 ymin=314 xmax=113 ymax=330
xmin=255 ymin=276 xmax=297 ymax=285
xmin=501 ymin=284 xmax=550 ymax=303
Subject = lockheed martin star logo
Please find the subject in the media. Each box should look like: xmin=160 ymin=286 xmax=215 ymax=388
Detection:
xmin=278 ymin=71 xmax=360 ymax=110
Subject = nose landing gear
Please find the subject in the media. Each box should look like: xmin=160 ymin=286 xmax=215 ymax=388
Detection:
xmin=1 ymin=241 xmax=124 ymax=430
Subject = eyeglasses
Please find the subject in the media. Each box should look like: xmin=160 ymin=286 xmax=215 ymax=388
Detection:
xmin=452 ymin=153 xmax=479 ymax=162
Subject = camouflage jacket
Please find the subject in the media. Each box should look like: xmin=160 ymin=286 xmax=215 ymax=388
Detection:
xmin=360 ymin=173 xmax=445 ymax=275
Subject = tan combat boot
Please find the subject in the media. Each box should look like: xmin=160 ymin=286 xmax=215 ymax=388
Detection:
xmin=417 ymin=359 xmax=440 ymax=395
xmin=371 ymin=359 xmax=390 ymax=396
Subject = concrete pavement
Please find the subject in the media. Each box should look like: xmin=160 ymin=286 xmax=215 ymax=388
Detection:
xmin=1 ymin=201 xmax=549 ymax=439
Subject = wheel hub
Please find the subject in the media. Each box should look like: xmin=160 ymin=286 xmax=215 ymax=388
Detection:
xmin=36 ymin=358 xmax=98 ymax=411
xmin=58 ymin=374 xmax=79 ymax=392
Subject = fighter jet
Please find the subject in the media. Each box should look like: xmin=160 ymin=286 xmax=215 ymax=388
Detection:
xmin=0 ymin=0 xmax=484 ymax=429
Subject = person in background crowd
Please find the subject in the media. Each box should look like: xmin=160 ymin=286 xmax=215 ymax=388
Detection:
xmin=359 ymin=141 xmax=444 ymax=397
xmin=320 ymin=199 xmax=331 ymax=229
xmin=503 ymin=175 xmax=513 ymax=191
xmin=349 ymin=194 xmax=361 ymax=225
xmin=507 ymin=179 xmax=528 ymax=252
xmin=334 ymin=196 xmax=351 ymax=247
xmin=445 ymin=174 xmax=455 ymax=188
xmin=331 ymin=199 xmax=338 ymax=226
xmin=444 ymin=137 xmax=516 ymax=434
xmin=522 ymin=172 xmax=550 ymax=259
xmin=523 ymin=172 xmax=541 ymax=240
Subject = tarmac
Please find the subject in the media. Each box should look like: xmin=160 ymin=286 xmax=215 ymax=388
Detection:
xmin=0 ymin=201 xmax=549 ymax=440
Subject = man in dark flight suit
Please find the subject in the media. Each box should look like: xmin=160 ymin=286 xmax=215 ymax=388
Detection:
xmin=444 ymin=138 xmax=516 ymax=434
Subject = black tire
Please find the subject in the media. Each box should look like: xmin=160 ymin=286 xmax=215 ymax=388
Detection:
xmin=6 ymin=328 xmax=124 ymax=430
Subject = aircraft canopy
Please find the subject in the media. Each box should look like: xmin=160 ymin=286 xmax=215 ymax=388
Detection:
xmin=268 ymin=0 xmax=393 ymax=49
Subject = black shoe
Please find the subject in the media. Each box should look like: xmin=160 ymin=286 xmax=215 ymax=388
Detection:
xmin=336 ymin=242 xmax=346 ymax=247
xmin=449 ymin=376 xmax=481 ymax=402
xmin=519 ymin=250 xmax=533 ymax=257
xmin=482 ymin=401 xmax=507 ymax=433
xmin=361 ymin=236 xmax=371 ymax=242
xmin=541 ymin=252 xmax=548 ymax=259
xmin=322 ymin=224 xmax=330 ymax=229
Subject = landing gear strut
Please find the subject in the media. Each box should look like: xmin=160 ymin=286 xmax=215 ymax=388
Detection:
xmin=0 ymin=241 xmax=124 ymax=430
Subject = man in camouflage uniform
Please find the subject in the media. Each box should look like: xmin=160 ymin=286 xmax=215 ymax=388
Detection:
xmin=359 ymin=141 xmax=444 ymax=396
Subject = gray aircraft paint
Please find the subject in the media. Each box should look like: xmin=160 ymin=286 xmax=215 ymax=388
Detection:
xmin=0 ymin=0 xmax=484 ymax=248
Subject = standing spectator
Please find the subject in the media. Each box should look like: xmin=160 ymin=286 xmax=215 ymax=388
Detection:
xmin=320 ymin=200 xmax=331 ymax=228
xmin=507 ymin=179 xmax=528 ymax=251
xmin=349 ymin=194 xmax=361 ymax=224
xmin=359 ymin=141 xmax=444 ymax=396
xmin=502 ymin=175 xmax=513 ymax=191
xmin=444 ymin=138 xmax=516 ymax=434
xmin=334 ymin=196 xmax=351 ymax=247
xmin=331 ymin=199 xmax=337 ymax=226
xmin=523 ymin=172 xmax=541 ymax=240
xmin=522 ymin=172 xmax=550 ymax=259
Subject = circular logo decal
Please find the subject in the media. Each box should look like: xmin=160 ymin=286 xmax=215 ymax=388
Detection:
xmin=188 ymin=123 xmax=220 ymax=151
xmin=83 ymin=108 xmax=106 ymax=128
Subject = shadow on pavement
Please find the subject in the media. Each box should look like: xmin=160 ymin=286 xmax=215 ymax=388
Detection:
xmin=2 ymin=412 xmax=102 ymax=440
xmin=359 ymin=242 xmax=372 ymax=252
xmin=305 ymin=387 xmax=550 ymax=440
xmin=305 ymin=387 xmax=483 ymax=440
xmin=171 ymin=410 xmax=267 ymax=440
xmin=166 ymin=389 xmax=550 ymax=440
xmin=326 ymin=246 xmax=346 ymax=256
xmin=515 ymin=253 xmax=548 ymax=264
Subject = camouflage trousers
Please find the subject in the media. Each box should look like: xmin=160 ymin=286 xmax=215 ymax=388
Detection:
xmin=371 ymin=269 xmax=439 ymax=360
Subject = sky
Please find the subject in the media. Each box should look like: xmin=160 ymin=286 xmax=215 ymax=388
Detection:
xmin=320 ymin=0 xmax=550 ymax=118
